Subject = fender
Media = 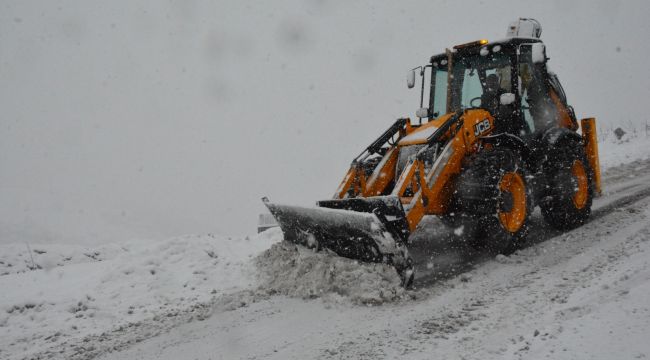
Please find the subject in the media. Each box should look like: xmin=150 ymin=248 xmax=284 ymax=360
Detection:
xmin=540 ymin=127 xmax=582 ymax=147
xmin=532 ymin=127 xmax=583 ymax=169
xmin=524 ymin=127 xmax=584 ymax=191
xmin=480 ymin=133 xmax=530 ymax=162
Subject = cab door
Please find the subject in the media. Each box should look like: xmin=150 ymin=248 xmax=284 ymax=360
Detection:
xmin=517 ymin=43 xmax=556 ymax=135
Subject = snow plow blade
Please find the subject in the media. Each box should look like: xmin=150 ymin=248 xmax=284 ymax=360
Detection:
xmin=262 ymin=196 xmax=414 ymax=285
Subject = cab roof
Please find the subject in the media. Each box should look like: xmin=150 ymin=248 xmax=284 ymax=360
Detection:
xmin=430 ymin=37 xmax=543 ymax=63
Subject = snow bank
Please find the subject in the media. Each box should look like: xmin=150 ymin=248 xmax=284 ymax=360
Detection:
xmin=254 ymin=241 xmax=405 ymax=304
xmin=0 ymin=229 xmax=281 ymax=360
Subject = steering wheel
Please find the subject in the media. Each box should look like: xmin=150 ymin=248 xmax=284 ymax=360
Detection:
xmin=469 ymin=96 xmax=482 ymax=108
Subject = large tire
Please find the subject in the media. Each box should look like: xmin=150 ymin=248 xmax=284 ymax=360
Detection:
xmin=540 ymin=141 xmax=593 ymax=230
xmin=455 ymin=148 xmax=533 ymax=253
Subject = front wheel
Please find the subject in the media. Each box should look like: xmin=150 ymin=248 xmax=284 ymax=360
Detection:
xmin=456 ymin=148 xmax=533 ymax=253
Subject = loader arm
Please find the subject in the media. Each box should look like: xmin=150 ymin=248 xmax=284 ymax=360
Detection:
xmin=334 ymin=118 xmax=411 ymax=199
xmin=391 ymin=110 xmax=495 ymax=232
xmin=332 ymin=109 xmax=496 ymax=236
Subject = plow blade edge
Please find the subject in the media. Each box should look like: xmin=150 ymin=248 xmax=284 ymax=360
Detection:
xmin=262 ymin=196 xmax=413 ymax=282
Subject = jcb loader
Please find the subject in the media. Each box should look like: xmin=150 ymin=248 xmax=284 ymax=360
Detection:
xmin=263 ymin=19 xmax=601 ymax=286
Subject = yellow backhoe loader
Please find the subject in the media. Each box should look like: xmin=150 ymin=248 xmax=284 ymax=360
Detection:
xmin=263 ymin=19 xmax=601 ymax=286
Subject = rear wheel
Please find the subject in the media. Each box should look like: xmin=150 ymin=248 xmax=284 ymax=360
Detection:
xmin=540 ymin=142 xmax=593 ymax=230
xmin=456 ymin=148 xmax=533 ymax=253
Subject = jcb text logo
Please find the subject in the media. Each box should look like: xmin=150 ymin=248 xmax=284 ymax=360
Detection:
xmin=474 ymin=119 xmax=491 ymax=136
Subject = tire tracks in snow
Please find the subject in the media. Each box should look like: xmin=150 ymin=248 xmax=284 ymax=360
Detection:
xmin=414 ymin=194 xmax=650 ymax=357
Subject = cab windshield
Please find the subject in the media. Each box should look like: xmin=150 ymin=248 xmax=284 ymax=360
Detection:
xmin=428 ymin=50 xmax=513 ymax=116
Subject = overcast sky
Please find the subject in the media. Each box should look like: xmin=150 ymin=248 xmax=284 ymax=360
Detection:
xmin=1 ymin=0 xmax=649 ymax=244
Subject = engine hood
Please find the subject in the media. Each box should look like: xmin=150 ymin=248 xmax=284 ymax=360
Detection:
xmin=398 ymin=113 xmax=454 ymax=146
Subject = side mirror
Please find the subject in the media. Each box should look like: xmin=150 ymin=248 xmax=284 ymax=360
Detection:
xmin=416 ymin=107 xmax=429 ymax=118
xmin=531 ymin=43 xmax=546 ymax=63
xmin=407 ymin=70 xmax=416 ymax=89
xmin=500 ymin=93 xmax=516 ymax=105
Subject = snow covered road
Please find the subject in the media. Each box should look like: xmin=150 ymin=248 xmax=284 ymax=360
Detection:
xmin=93 ymin=161 xmax=650 ymax=359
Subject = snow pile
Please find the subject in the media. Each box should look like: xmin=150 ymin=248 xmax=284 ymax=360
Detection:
xmin=0 ymin=229 xmax=281 ymax=360
xmin=254 ymin=241 xmax=405 ymax=304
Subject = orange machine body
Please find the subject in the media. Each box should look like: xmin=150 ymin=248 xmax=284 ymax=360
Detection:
xmin=334 ymin=109 xmax=601 ymax=233
xmin=335 ymin=109 xmax=496 ymax=232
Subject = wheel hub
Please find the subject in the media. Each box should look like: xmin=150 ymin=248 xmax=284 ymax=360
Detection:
xmin=499 ymin=191 xmax=514 ymax=213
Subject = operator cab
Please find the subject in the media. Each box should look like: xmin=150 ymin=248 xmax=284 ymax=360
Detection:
xmin=409 ymin=18 xmax=577 ymax=142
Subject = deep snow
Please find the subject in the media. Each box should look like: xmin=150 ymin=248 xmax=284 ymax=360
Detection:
xmin=2 ymin=135 xmax=650 ymax=360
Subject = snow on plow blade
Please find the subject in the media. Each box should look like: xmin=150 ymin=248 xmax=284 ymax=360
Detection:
xmin=262 ymin=196 xmax=414 ymax=284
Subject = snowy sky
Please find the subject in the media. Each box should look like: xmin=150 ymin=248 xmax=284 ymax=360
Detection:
xmin=1 ymin=0 xmax=649 ymax=243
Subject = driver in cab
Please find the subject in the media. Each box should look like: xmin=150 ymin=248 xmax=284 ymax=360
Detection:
xmin=480 ymin=73 xmax=505 ymax=116
xmin=480 ymin=73 xmax=521 ymax=135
